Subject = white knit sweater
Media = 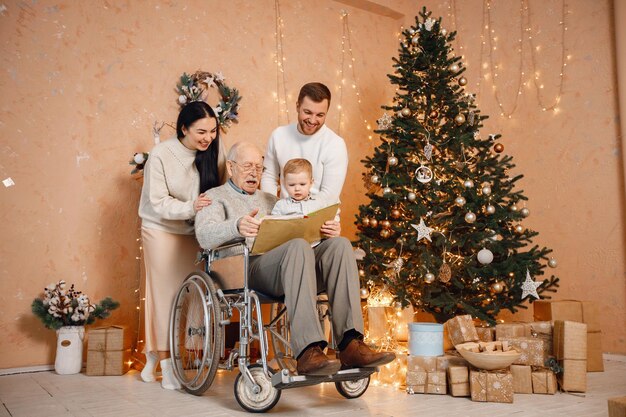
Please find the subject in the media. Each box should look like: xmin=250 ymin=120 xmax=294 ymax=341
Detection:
xmin=260 ymin=123 xmax=348 ymax=214
xmin=138 ymin=138 xmax=199 ymax=235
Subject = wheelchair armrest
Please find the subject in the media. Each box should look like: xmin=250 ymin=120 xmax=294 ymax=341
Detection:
xmin=206 ymin=237 xmax=248 ymax=261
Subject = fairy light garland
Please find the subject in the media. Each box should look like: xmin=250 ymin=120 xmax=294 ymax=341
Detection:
xmin=338 ymin=10 xmax=372 ymax=139
xmin=273 ymin=0 xmax=290 ymax=125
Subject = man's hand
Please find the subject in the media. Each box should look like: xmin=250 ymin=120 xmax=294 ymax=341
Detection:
xmin=320 ymin=220 xmax=341 ymax=238
xmin=193 ymin=193 xmax=212 ymax=213
xmin=238 ymin=208 xmax=261 ymax=237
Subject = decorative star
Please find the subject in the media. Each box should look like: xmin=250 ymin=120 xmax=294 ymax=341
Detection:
xmin=203 ymin=76 xmax=216 ymax=88
xmin=377 ymin=112 xmax=393 ymax=130
xmin=411 ymin=218 xmax=434 ymax=242
xmin=520 ymin=269 xmax=542 ymax=300
xmin=213 ymin=71 xmax=225 ymax=82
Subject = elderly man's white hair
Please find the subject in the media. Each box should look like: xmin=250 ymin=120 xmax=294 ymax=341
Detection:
xmin=227 ymin=141 xmax=263 ymax=161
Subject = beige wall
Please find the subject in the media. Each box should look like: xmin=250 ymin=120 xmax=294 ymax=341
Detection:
xmin=0 ymin=0 xmax=623 ymax=370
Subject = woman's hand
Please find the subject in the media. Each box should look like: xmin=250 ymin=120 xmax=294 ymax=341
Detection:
xmin=238 ymin=208 xmax=261 ymax=237
xmin=320 ymin=220 xmax=341 ymax=238
xmin=193 ymin=193 xmax=212 ymax=213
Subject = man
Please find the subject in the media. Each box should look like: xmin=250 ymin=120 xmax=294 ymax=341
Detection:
xmin=195 ymin=142 xmax=394 ymax=376
xmin=261 ymin=82 xmax=347 ymax=210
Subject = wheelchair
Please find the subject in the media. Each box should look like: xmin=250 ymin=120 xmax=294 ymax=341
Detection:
xmin=168 ymin=238 xmax=376 ymax=413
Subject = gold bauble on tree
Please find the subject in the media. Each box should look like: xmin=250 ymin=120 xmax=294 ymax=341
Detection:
xmin=380 ymin=229 xmax=391 ymax=238
xmin=369 ymin=218 xmax=379 ymax=228
xmin=458 ymin=76 xmax=468 ymax=86
xmin=494 ymin=143 xmax=504 ymax=153
xmin=429 ymin=110 xmax=439 ymax=119
xmin=400 ymin=107 xmax=411 ymax=117
xmin=381 ymin=219 xmax=391 ymax=229
xmin=491 ymin=282 xmax=504 ymax=294
xmin=362 ymin=217 xmax=370 ymax=227
xmin=358 ymin=269 xmax=366 ymax=277
xmin=449 ymin=63 xmax=459 ymax=73
xmin=391 ymin=208 xmax=401 ymax=218
xmin=454 ymin=113 xmax=466 ymax=125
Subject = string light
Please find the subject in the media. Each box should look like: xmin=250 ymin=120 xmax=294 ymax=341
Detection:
xmin=274 ymin=0 xmax=289 ymax=125
xmin=338 ymin=10 xmax=371 ymax=139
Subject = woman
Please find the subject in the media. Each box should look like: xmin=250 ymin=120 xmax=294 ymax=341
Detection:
xmin=138 ymin=101 xmax=226 ymax=389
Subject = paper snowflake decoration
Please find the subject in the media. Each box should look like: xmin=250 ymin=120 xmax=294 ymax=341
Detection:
xmin=377 ymin=112 xmax=393 ymax=130
xmin=411 ymin=218 xmax=434 ymax=242
xmin=520 ymin=269 xmax=542 ymax=300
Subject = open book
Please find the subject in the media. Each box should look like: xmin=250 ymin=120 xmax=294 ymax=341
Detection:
xmin=250 ymin=203 xmax=340 ymax=255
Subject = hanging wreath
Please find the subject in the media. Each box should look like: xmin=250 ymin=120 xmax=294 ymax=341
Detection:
xmin=176 ymin=70 xmax=242 ymax=132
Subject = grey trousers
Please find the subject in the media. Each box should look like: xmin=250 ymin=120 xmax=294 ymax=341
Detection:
xmin=248 ymin=237 xmax=364 ymax=357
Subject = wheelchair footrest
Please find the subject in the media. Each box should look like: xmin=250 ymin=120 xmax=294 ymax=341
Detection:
xmin=271 ymin=367 xmax=377 ymax=390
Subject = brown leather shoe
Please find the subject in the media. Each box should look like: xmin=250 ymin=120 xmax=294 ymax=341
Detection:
xmin=296 ymin=346 xmax=341 ymax=376
xmin=338 ymin=339 xmax=396 ymax=368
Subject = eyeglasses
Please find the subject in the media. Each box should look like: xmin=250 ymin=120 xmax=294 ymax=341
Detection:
xmin=229 ymin=160 xmax=264 ymax=174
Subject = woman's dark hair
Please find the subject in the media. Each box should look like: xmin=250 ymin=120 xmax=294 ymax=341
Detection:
xmin=176 ymin=101 xmax=221 ymax=193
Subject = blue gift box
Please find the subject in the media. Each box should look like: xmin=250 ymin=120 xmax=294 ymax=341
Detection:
xmin=409 ymin=323 xmax=444 ymax=356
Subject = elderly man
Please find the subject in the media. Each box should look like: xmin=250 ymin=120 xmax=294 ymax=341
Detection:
xmin=195 ymin=141 xmax=395 ymax=376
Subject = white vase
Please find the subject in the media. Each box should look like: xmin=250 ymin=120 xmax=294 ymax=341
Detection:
xmin=54 ymin=326 xmax=85 ymax=374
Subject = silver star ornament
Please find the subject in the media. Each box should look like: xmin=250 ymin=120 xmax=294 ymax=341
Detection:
xmin=520 ymin=269 xmax=542 ymax=300
xmin=411 ymin=218 xmax=434 ymax=242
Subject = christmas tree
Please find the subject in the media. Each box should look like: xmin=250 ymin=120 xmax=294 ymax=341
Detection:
xmin=354 ymin=8 xmax=559 ymax=325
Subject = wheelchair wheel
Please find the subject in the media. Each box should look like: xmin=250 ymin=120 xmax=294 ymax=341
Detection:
xmin=170 ymin=271 xmax=222 ymax=395
xmin=335 ymin=376 xmax=370 ymax=399
xmin=234 ymin=365 xmax=281 ymax=413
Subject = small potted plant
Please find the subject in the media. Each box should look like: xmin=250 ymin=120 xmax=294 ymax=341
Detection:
xmin=32 ymin=280 xmax=119 ymax=374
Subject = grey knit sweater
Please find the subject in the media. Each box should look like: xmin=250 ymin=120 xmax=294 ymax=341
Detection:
xmin=195 ymin=182 xmax=277 ymax=250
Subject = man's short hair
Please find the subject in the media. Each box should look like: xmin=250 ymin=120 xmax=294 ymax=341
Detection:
xmin=297 ymin=82 xmax=331 ymax=105
xmin=283 ymin=158 xmax=313 ymax=179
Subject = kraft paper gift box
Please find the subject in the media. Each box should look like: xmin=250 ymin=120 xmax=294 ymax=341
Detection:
xmin=444 ymin=315 xmax=479 ymax=346
xmin=470 ymin=369 xmax=514 ymax=403
xmin=531 ymin=369 xmax=557 ymax=394
xmin=510 ymin=365 xmax=533 ymax=394
xmin=408 ymin=355 xmax=437 ymax=372
xmin=426 ymin=371 xmax=447 ymax=394
xmin=554 ymin=320 xmax=587 ymax=392
xmin=448 ymin=365 xmax=470 ymax=397
xmin=406 ymin=370 xmax=427 ymax=393
xmin=86 ymin=326 xmax=131 ymax=376
xmin=475 ymin=326 xmax=495 ymax=342
xmin=499 ymin=337 xmax=547 ymax=367
xmin=533 ymin=300 xmax=603 ymax=372
xmin=608 ymin=396 xmax=626 ymax=417
xmin=435 ymin=353 xmax=468 ymax=371
xmin=496 ymin=322 xmax=527 ymax=339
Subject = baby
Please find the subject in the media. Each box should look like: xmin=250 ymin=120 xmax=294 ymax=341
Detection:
xmin=271 ymin=158 xmax=337 ymax=218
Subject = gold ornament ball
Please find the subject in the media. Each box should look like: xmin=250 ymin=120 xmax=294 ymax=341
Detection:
xmin=388 ymin=156 xmax=399 ymax=166
xmin=381 ymin=219 xmax=391 ymax=229
xmin=464 ymin=179 xmax=474 ymax=188
xmin=358 ymin=268 xmax=366 ymax=277
xmin=391 ymin=209 xmax=401 ymax=218
xmin=371 ymin=174 xmax=380 ymax=184
xmin=380 ymin=229 xmax=391 ymax=238
xmin=411 ymin=36 xmax=419 ymax=44
xmin=383 ymin=186 xmax=393 ymax=195
xmin=429 ymin=110 xmax=439 ymax=119
xmin=407 ymin=192 xmax=417 ymax=202
xmin=455 ymin=113 xmax=466 ymax=125
xmin=424 ymin=273 xmax=435 ymax=283
xmin=369 ymin=218 xmax=379 ymax=228
xmin=465 ymin=211 xmax=477 ymax=223
xmin=510 ymin=203 xmax=519 ymax=212
xmin=401 ymin=107 xmax=411 ymax=117
xmin=486 ymin=204 xmax=496 ymax=214
xmin=482 ymin=185 xmax=492 ymax=196
xmin=514 ymin=224 xmax=524 ymax=234
xmin=520 ymin=207 xmax=530 ymax=217
xmin=491 ymin=282 xmax=504 ymax=293
xmin=458 ymin=76 xmax=468 ymax=86
xmin=494 ymin=143 xmax=504 ymax=153
xmin=548 ymin=258 xmax=558 ymax=268
xmin=449 ymin=63 xmax=460 ymax=73
xmin=362 ymin=217 xmax=371 ymax=227
xmin=360 ymin=287 xmax=370 ymax=299
xmin=455 ymin=196 xmax=466 ymax=206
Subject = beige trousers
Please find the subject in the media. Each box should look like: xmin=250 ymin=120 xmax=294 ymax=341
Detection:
xmin=141 ymin=226 xmax=199 ymax=353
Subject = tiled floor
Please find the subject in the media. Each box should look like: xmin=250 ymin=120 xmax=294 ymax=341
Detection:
xmin=1 ymin=358 xmax=625 ymax=417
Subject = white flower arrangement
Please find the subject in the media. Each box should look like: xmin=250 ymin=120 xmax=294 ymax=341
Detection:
xmin=32 ymin=280 xmax=119 ymax=330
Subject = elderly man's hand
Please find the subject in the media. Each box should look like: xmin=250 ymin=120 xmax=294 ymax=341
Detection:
xmin=238 ymin=208 xmax=262 ymax=237
xmin=320 ymin=220 xmax=341 ymax=238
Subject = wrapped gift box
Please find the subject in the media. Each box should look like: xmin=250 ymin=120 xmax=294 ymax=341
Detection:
xmin=448 ymin=365 xmax=470 ymax=397
xmin=531 ymin=369 xmax=557 ymax=394
xmin=496 ymin=322 xmax=527 ymax=339
xmin=435 ymin=353 xmax=467 ymax=371
xmin=554 ymin=320 xmax=587 ymax=392
xmin=470 ymin=369 xmax=514 ymax=403
xmin=408 ymin=355 xmax=437 ymax=372
xmin=368 ymin=306 xmax=391 ymax=341
xmin=444 ymin=315 xmax=479 ymax=346
xmin=608 ymin=396 xmax=626 ymax=417
xmin=86 ymin=326 xmax=131 ymax=376
xmin=426 ymin=371 xmax=446 ymax=394
xmin=406 ymin=370 xmax=427 ymax=393
xmin=499 ymin=337 xmax=547 ymax=367
xmin=475 ymin=326 xmax=495 ymax=342
xmin=533 ymin=300 xmax=602 ymax=372
xmin=510 ymin=365 xmax=533 ymax=394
